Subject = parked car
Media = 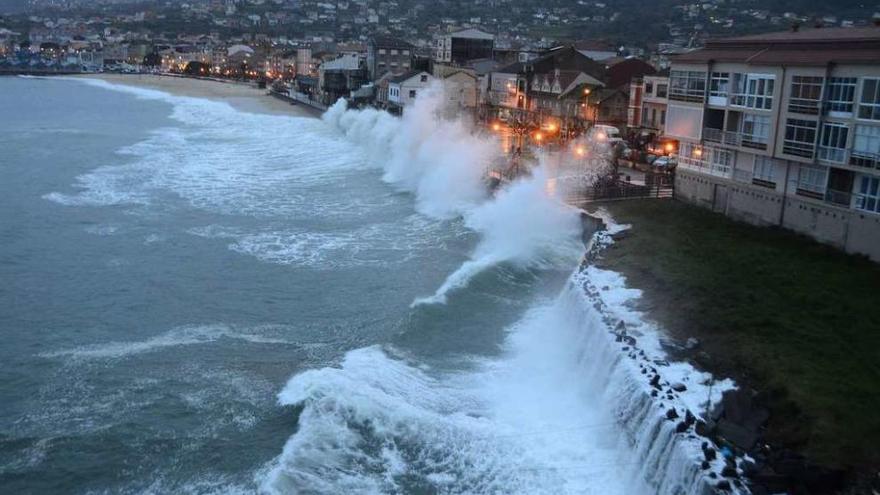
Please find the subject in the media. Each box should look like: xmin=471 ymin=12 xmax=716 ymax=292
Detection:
xmin=653 ymin=156 xmax=677 ymax=170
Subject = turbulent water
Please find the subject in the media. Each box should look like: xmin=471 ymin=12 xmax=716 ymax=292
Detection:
xmin=0 ymin=77 xmax=733 ymax=495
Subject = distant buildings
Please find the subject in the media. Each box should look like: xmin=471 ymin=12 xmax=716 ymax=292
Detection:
xmin=668 ymin=26 xmax=880 ymax=261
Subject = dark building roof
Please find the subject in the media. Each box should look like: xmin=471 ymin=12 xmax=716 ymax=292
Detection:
xmin=672 ymin=26 xmax=880 ymax=66
xmin=387 ymin=70 xmax=423 ymax=84
xmin=604 ymin=57 xmax=657 ymax=89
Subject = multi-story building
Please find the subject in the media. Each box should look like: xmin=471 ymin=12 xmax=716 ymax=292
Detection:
xmin=387 ymin=70 xmax=434 ymax=113
xmin=433 ymin=28 xmax=494 ymax=65
xmin=667 ymin=27 xmax=880 ymax=261
xmin=367 ymin=36 xmax=413 ymax=80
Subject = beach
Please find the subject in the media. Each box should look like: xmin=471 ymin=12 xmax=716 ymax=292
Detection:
xmin=77 ymin=73 xmax=317 ymax=117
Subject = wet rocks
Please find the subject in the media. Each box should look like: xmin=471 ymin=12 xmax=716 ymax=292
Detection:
xmin=665 ymin=407 xmax=679 ymax=420
xmin=670 ymin=382 xmax=687 ymax=392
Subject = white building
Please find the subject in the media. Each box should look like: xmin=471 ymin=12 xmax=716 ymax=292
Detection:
xmin=668 ymin=27 xmax=880 ymax=261
xmin=387 ymin=70 xmax=434 ymax=112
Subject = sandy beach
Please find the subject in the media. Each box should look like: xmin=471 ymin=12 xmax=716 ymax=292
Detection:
xmin=77 ymin=73 xmax=318 ymax=118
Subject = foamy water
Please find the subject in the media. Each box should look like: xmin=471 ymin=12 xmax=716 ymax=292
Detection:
xmin=1 ymin=77 xmax=736 ymax=494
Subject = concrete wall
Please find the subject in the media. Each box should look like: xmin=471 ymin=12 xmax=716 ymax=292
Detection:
xmin=675 ymin=169 xmax=880 ymax=262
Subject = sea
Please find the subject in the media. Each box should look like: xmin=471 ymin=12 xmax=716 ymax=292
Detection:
xmin=0 ymin=76 xmax=728 ymax=495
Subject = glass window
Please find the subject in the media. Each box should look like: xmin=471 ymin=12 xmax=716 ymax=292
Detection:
xmin=783 ymin=118 xmax=818 ymax=158
xmin=825 ymin=77 xmax=856 ymax=114
xmin=753 ymin=155 xmax=776 ymax=183
xmin=741 ymin=113 xmax=770 ymax=147
xmin=657 ymin=84 xmax=667 ymax=98
xmin=817 ymin=123 xmax=849 ymax=163
xmin=859 ymin=78 xmax=880 ymax=120
xmin=710 ymin=147 xmax=732 ymax=175
xmin=855 ymin=176 xmax=880 ymax=213
xmin=798 ymin=165 xmax=827 ymax=193
xmin=852 ymin=125 xmax=880 ymax=168
xmin=709 ymin=72 xmax=729 ymax=98
xmin=669 ymin=70 xmax=706 ymax=102
xmin=731 ymin=73 xmax=774 ymax=110
xmin=789 ymin=75 xmax=823 ymax=114
xmin=409 ymin=89 xmax=416 ymax=98
xmin=645 ymin=81 xmax=653 ymax=94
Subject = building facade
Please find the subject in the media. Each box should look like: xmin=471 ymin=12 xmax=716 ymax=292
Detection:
xmin=667 ymin=27 xmax=880 ymax=261
xmin=367 ymin=36 xmax=413 ymax=80
xmin=434 ymin=28 xmax=494 ymax=65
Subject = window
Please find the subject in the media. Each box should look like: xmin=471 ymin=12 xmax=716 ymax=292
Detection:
xmin=731 ymin=73 xmax=774 ymax=110
xmin=710 ymin=148 xmax=733 ymax=175
xmin=851 ymin=125 xmax=880 ymax=168
xmin=741 ymin=114 xmax=770 ymax=149
xmin=753 ymin=155 xmax=777 ymax=186
xmin=661 ymin=110 xmax=666 ymax=125
xmin=858 ymin=78 xmax=880 ymax=120
xmin=645 ymin=81 xmax=653 ymax=94
xmin=378 ymin=49 xmax=386 ymax=55
xmin=783 ymin=118 xmax=818 ymax=158
xmin=709 ymin=72 xmax=729 ymax=98
xmin=390 ymin=49 xmax=398 ymax=55
xmin=409 ymin=89 xmax=416 ymax=98
xmin=420 ymin=74 xmax=427 ymax=82
xmin=817 ymin=123 xmax=849 ymax=163
xmin=825 ymin=77 xmax=856 ymax=115
xmin=402 ymin=50 xmax=410 ymax=55
xmin=855 ymin=175 xmax=880 ymax=213
xmin=789 ymin=76 xmax=823 ymax=114
xmin=657 ymin=84 xmax=667 ymax=98
xmin=669 ymin=70 xmax=706 ymax=102
xmin=797 ymin=165 xmax=827 ymax=195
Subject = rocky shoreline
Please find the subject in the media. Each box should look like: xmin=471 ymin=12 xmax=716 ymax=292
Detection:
xmin=583 ymin=210 xmax=873 ymax=495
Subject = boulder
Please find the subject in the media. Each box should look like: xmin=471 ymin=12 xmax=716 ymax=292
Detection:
xmin=704 ymin=447 xmax=717 ymax=462
xmin=671 ymin=382 xmax=687 ymax=392
xmin=716 ymin=480 xmax=731 ymax=491
xmin=665 ymin=408 xmax=679 ymax=420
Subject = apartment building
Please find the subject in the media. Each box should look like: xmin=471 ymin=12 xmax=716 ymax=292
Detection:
xmin=667 ymin=27 xmax=880 ymax=261
xmin=367 ymin=36 xmax=413 ymax=80
xmin=433 ymin=28 xmax=494 ymax=65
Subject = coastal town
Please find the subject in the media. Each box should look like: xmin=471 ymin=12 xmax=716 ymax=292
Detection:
xmin=3 ymin=1 xmax=880 ymax=494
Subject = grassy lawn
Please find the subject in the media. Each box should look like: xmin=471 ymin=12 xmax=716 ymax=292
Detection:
xmin=595 ymin=199 xmax=880 ymax=471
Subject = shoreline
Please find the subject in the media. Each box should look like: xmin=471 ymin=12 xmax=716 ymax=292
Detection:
xmin=71 ymin=73 xmax=320 ymax=118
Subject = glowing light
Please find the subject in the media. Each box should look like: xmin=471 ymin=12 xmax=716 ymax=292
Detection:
xmin=596 ymin=132 xmax=606 ymax=141
xmin=575 ymin=146 xmax=586 ymax=156
xmin=492 ymin=122 xmax=501 ymax=131
xmin=665 ymin=143 xmax=675 ymax=153
xmin=534 ymin=132 xmax=543 ymax=142
xmin=583 ymin=88 xmax=591 ymax=95
xmin=694 ymin=148 xmax=703 ymax=157
xmin=546 ymin=123 xmax=557 ymax=132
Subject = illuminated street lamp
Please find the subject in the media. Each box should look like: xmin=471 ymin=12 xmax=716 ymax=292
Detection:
xmin=492 ymin=122 xmax=501 ymax=132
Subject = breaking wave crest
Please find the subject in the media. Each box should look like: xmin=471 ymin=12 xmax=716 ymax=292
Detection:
xmin=324 ymin=87 xmax=582 ymax=305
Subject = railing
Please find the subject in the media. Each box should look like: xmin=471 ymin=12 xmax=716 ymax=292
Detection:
xmin=782 ymin=141 xmax=815 ymax=159
xmin=825 ymin=189 xmax=853 ymax=207
xmin=704 ymin=127 xmax=767 ymax=150
xmin=565 ymin=175 xmax=675 ymax=204
xmin=678 ymin=156 xmax=732 ymax=179
xmin=849 ymin=150 xmax=880 ymax=170
xmin=817 ymin=146 xmax=847 ymax=164
xmin=788 ymin=99 xmax=821 ymax=115
xmin=668 ymin=89 xmax=705 ymax=103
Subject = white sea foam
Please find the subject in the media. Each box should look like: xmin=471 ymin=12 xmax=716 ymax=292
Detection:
xmin=325 ymin=87 xmax=583 ymax=304
xmin=38 ymin=324 xmax=294 ymax=361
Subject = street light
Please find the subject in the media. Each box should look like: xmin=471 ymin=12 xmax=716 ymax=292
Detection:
xmin=492 ymin=122 xmax=501 ymax=131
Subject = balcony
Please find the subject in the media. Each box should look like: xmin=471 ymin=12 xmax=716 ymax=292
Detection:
xmin=824 ymin=189 xmax=853 ymax=207
xmin=788 ymin=98 xmax=821 ymax=115
xmin=850 ymin=150 xmax=880 ymax=171
xmin=703 ymin=127 xmax=768 ymax=151
xmin=678 ymin=155 xmax=732 ymax=179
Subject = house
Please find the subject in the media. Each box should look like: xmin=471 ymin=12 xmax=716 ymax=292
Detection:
xmin=443 ymin=70 xmax=479 ymax=110
xmin=367 ymin=36 xmax=413 ymax=80
xmin=434 ymin=28 xmax=495 ymax=65
xmin=668 ymin=26 xmax=880 ymax=261
xmin=387 ymin=70 xmax=433 ymax=113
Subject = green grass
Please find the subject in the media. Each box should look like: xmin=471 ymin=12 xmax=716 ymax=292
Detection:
xmin=595 ymin=199 xmax=880 ymax=470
